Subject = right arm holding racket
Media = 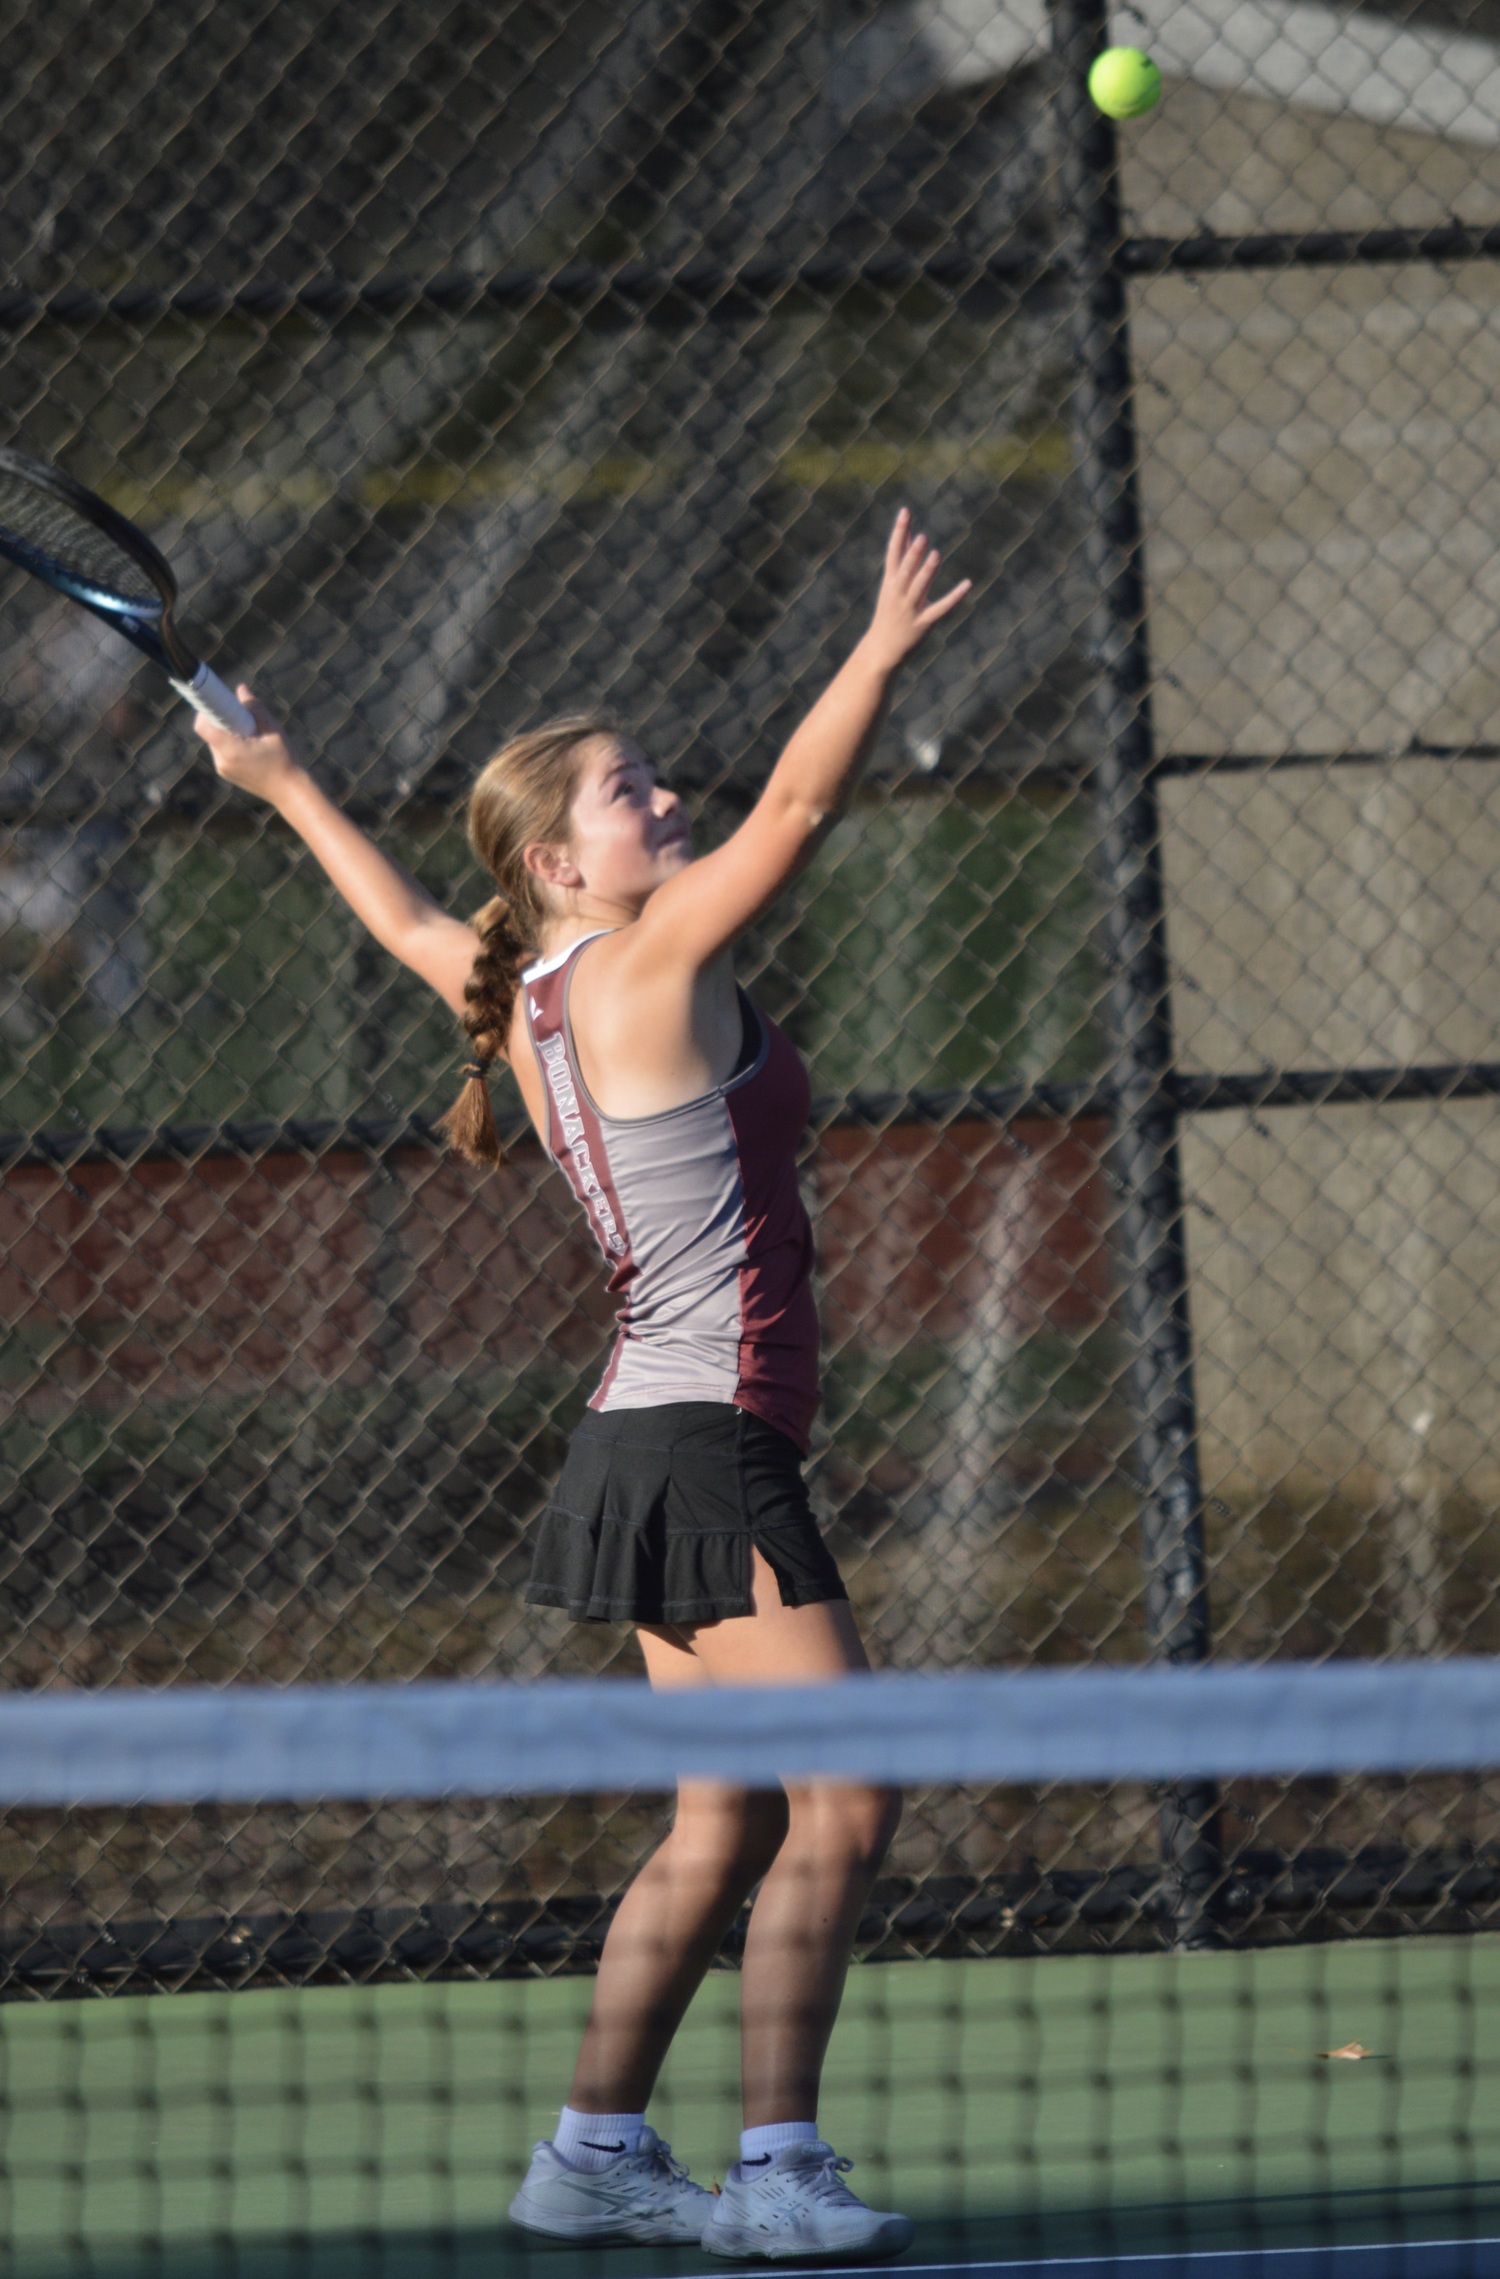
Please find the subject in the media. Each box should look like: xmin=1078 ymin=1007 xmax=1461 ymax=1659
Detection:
xmin=199 ymin=701 xmax=476 ymax=1014
xmin=0 ymin=443 xmax=473 ymax=1006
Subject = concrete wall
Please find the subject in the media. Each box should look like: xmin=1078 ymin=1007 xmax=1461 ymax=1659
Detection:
xmin=1116 ymin=90 xmax=1500 ymax=1526
xmin=1133 ymin=263 xmax=1500 ymax=759
xmin=1121 ymin=78 xmax=1500 ymax=241
xmin=1161 ymin=760 xmax=1500 ymax=1076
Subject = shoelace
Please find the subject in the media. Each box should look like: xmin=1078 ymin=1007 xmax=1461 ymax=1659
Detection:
xmin=644 ymin=2139 xmax=693 ymax=2187
xmin=799 ymin=2151 xmax=861 ymax=2204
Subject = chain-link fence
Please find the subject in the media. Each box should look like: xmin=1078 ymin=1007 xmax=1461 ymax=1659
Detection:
xmin=5 ymin=0 xmax=1500 ymax=1992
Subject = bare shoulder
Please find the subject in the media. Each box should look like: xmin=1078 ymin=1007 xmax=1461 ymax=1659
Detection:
xmin=578 ymin=918 xmax=679 ymax=990
xmin=568 ymin=925 xmax=740 ymax=1117
xmin=570 ymin=923 xmax=697 ymax=1041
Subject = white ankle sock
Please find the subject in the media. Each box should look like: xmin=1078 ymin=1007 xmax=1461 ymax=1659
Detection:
xmin=740 ymin=2120 xmax=820 ymax=2166
xmin=554 ymin=2106 xmax=645 ymax=2172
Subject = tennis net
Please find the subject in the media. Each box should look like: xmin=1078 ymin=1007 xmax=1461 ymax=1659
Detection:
xmin=2 ymin=1662 xmax=1499 ymax=2279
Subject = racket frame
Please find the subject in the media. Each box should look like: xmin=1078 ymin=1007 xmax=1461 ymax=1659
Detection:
xmin=0 ymin=447 xmax=255 ymax=736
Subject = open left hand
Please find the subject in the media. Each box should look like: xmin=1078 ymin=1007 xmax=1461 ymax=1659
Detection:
xmin=862 ymin=508 xmax=971 ymax=671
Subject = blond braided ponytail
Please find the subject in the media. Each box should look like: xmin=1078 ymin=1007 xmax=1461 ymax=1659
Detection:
xmin=439 ymin=896 xmax=527 ymax=1166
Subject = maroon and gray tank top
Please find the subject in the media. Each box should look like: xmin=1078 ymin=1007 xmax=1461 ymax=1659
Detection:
xmin=522 ymin=930 xmax=820 ymax=1451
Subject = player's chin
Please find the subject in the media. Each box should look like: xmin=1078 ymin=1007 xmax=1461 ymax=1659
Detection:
xmin=656 ymin=835 xmax=693 ymax=872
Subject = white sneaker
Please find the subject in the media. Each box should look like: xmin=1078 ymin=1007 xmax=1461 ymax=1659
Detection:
xmin=508 ymin=2124 xmax=714 ymax=2244
xmin=701 ymin=2139 xmax=914 ymax=2261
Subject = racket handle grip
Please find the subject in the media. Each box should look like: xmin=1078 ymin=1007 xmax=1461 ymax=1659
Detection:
xmin=172 ymin=663 xmax=257 ymax=738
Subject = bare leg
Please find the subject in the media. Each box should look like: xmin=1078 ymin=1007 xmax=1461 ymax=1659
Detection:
xmin=564 ymin=1554 xmax=897 ymax=2127
xmin=735 ymin=1779 xmax=898 ymax=2124
xmin=566 ymin=1768 xmax=787 ymax=2113
xmin=674 ymin=1553 xmax=902 ymax=2128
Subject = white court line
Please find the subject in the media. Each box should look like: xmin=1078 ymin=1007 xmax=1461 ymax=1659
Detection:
xmin=729 ymin=2241 xmax=1500 ymax=2279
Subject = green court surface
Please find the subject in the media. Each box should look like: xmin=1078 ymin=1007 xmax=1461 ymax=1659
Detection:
xmin=3 ymin=1937 xmax=1498 ymax=2278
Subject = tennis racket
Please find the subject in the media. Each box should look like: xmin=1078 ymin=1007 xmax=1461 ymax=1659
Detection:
xmin=0 ymin=446 xmax=256 ymax=736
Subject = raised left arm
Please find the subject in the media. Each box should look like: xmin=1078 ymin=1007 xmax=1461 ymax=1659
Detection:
xmin=622 ymin=511 xmax=969 ymax=978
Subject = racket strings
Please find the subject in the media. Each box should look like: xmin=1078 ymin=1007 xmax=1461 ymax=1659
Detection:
xmin=0 ymin=473 xmax=159 ymax=607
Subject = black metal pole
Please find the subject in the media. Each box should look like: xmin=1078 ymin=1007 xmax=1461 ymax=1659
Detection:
xmin=1045 ymin=0 xmax=1221 ymax=1943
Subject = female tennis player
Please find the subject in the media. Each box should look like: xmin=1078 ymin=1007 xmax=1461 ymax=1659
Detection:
xmin=196 ymin=509 xmax=968 ymax=2261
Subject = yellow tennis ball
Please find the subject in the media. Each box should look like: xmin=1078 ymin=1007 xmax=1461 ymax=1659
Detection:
xmin=1087 ymin=46 xmax=1162 ymax=118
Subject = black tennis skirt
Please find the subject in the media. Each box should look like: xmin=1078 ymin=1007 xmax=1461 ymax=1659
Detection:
xmin=526 ymin=1400 xmax=849 ymax=1627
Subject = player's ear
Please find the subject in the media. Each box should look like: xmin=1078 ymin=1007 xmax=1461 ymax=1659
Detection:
xmin=524 ymin=840 xmax=581 ymax=890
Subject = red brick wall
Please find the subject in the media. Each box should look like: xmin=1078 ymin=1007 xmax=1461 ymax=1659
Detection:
xmin=2 ymin=1120 xmax=1113 ymax=1414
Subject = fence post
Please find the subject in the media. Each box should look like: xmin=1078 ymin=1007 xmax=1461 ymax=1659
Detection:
xmin=1045 ymin=0 xmax=1221 ymax=1943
